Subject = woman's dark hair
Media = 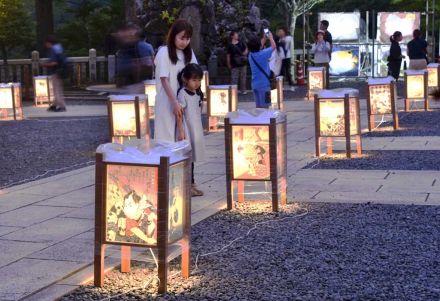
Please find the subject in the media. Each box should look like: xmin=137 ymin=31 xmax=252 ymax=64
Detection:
xmin=413 ymin=29 xmax=421 ymax=38
xmin=247 ymin=35 xmax=261 ymax=53
xmin=278 ymin=26 xmax=288 ymax=35
xmin=166 ymin=19 xmax=193 ymax=65
xmin=390 ymin=31 xmax=402 ymax=42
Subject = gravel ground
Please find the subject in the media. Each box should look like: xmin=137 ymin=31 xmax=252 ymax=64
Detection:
xmin=61 ymin=202 xmax=440 ymax=301
xmin=0 ymin=117 xmax=109 ymax=188
xmin=364 ymin=109 xmax=440 ymax=137
xmin=303 ymin=150 xmax=440 ymax=171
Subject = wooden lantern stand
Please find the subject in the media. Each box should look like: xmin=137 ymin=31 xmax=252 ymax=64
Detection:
xmin=366 ymin=78 xmax=399 ymax=131
xmin=427 ymin=63 xmax=440 ymax=96
xmin=0 ymin=83 xmax=23 ymax=121
xmin=271 ymin=76 xmax=284 ymax=111
xmin=33 ymin=75 xmax=54 ymax=107
xmin=307 ymin=67 xmax=327 ymax=100
xmin=404 ymin=70 xmax=429 ymax=112
xmin=207 ymin=85 xmax=237 ymax=132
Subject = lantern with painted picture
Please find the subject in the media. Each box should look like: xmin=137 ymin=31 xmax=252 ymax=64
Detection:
xmin=270 ymin=76 xmax=284 ymax=110
xmin=107 ymin=94 xmax=150 ymax=144
xmin=207 ymin=84 xmax=238 ymax=131
xmin=404 ymin=70 xmax=428 ymax=111
xmin=94 ymin=140 xmax=192 ymax=294
xmin=0 ymin=83 xmax=23 ymax=120
xmin=33 ymin=75 xmax=55 ymax=107
xmin=366 ymin=77 xmax=398 ymax=131
xmin=143 ymin=80 xmax=156 ymax=119
xmin=427 ymin=63 xmax=440 ymax=92
xmin=314 ymin=89 xmax=361 ymax=158
xmin=308 ymin=67 xmax=326 ymax=100
xmin=225 ymin=109 xmax=287 ymax=212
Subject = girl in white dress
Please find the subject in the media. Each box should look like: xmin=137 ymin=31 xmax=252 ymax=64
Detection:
xmin=176 ymin=63 xmax=206 ymax=197
xmin=154 ymin=19 xmax=198 ymax=141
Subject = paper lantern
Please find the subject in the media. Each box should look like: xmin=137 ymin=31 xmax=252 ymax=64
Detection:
xmin=404 ymin=70 xmax=428 ymax=111
xmin=201 ymin=70 xmax=209 ymax=98
xmin=224 ymin=109 xmax=287 ymax=212
xmin=107 ymin=95 xmax=150 ymax=144
xmin=366 ymin=77 xmax=398 ymax=131
xmin=308 ymin=67 xmax=326 ymax=100
xmin=427 ymin=63 xmax=440 ymax=91
xmin=143 ymin=80 xmax=156 ymax=119
xmin=0 ymin=83 xmax=23 ymax=120
xmin=33 ymin=75 xmax=55 ymax=107
xmin=94 ymin=141 xmax=192 ymax=293
xmin=314 ymin=89 xmax=361 ymax=158
xmin=207 ymin=85 xmax=238 ymax=131
xmin=270 ymin=76 xmax=284 ymax=110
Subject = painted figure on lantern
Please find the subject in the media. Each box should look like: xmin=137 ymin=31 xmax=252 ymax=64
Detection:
xmin=168 ymin=164 xmax=184 ymax=242
xmin=319 ymin=100 xmax=345 ymax=136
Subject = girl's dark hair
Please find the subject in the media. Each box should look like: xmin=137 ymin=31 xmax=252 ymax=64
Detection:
xmin=247 ymin=35 xmax=261 ymax=53
xmin=166 ymin=19 xmax=193 ymax=65
xmin=177 ymin=63 xmax=204 ymax=106
xmin=390 ymin=31 xmax=402 ymax=42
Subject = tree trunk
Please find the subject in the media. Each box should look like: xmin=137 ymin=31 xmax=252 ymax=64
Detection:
xmin=290 ymin=15 xmax=298 ymax=80
xmin=35 ymin=0 xmax=54 ymax=54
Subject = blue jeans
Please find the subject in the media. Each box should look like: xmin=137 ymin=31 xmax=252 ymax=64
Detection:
xmin=253 ymin=88 xmax=270 ymax=108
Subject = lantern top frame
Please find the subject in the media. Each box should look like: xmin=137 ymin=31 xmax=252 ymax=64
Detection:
xmin=317 ymin=88 xmax=359 ymax=99
xmin=108 ymin=94 xmax=147 ymax=101
xmin=405 ymin=69 xmax=427 ymax=76
xmin=427 ymin=63 xmax=440 ymax=68
xmin=208 ymin=84 xmax=237 ymax=90
xmin=367 ymin=76 xmax=395 ymax=85
xmin=226 ymin=109 xmax=286 ymax=125
xmin=308 ymin=66 xmax=326 ymax=72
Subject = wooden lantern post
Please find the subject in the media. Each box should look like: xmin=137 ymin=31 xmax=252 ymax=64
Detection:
xmin=314 ymin=90 xmax=361 ymax=158
xmin=107 ymin=94 xmax=150 ymax=144
xmin=366 ymin=77 xmax=398 ymax=131
xmin=0 ymin=83 xmax=23 ymax=120
xmin=143 ymin=80 xmax=156 ymax=119
xmin=225 ymin=110 xmax=287 ymax=212
xmin=94 ymin=143 xmax=192 ymax=294
xmin=207 ymin=85 xmax=238 ymax=132
xmin=270 ymin=76 xmax=284 ymax=111
xmin=33 ymin=75 xmax=55 ymax=107
xmin=404 ymin=70 xmax=428 ymax=111
xmin=307 ymin=67 xmax=326 ymax=100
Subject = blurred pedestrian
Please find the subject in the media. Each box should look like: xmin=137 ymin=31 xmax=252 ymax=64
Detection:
xmin=319 ymin=20 xmax=332 ymax=87
xmin=42 ymin=35 xmax=66 ymax=112
xmin=269 ymin=35 xmax=285 ymax=77
xmin=311 ymin=31 xmax=331 ymax=85
xmin=408 ymin=29 xmax=428 ymax=70
xmin=276 ymin=27 xmax=294 ymax=87
xmin=387 ymin=31 xmax=403 ymax=80
xmin=154 ymin=19 xmax=198 ymax=142
xmin=226 ymin=31 xmax=248 ymax=94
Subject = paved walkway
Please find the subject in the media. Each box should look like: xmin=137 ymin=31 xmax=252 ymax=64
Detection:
xmin=1 ymin=96 xmax=439 ymax=300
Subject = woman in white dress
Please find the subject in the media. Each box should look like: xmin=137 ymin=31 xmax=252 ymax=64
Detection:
xmin=154 ymin=19 xmax=198 ymax=141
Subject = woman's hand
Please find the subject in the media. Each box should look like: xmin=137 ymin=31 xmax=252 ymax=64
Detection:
xmin=176 ymin=130 xmax=185 ymax=141
xmin=172 ymin=101 xmax=183 ymax=119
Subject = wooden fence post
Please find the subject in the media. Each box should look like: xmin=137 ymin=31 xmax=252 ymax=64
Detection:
xmin=107 ymin=55 xmax=116 ymax=84
xmin=31 ymin=51 xmax=40 ymax=76
xmin=89 ymin=48 xmax=97 ymax=82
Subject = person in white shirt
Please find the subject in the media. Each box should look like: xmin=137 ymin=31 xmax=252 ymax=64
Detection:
xmin=276 ymin=26 xmax=294 ymax=86
xmin=269 ymin=35 xmax=285 ymax=77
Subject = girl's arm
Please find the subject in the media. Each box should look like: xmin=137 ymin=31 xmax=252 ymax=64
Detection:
xmin=160 ymin=77 xmax=182 ymax=118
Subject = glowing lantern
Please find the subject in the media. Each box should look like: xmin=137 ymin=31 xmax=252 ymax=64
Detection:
xmin=107 ymin=95 xmax=150 ymax=144
xmin=33 ymin=75 xmax=55 ymax=107
xmin=404 ymin=70 xmax=428 ymax=111
xmin=308 ymin=67 xmax=326 ymax=100
xmin=270 ymin=76 xmax=284 ymax=110
xmin=314 ymin=89 xmax=361 ymax=158
xmin=224 ymin=109 xmax=287 ymax=212
xmin=143 ymin=80 xmax=156 ymax=119
xmin=366 ymin=77 xmax=398 ymax=131
xmin=94 ymin=140 xmax=192 ymax=294
xmin=0 ymin=83 xmax=23 ymax=120
xmin=207 ymin=84 xmax=238 ymax=131
xmin=427 ymin=63 xmax=440 ymax=92
xmin=201 ymin=70 xmax=209 ymax=98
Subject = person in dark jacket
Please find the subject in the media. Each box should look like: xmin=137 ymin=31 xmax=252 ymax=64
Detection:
xmin=387 ymin=31 xmax=403 ymax=80
xmin=407 ymin=29 xmax=428 ymax=70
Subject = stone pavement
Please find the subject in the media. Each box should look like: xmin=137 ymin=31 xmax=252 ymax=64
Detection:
xmin=1 ymin=95 xmax=439 ymax=300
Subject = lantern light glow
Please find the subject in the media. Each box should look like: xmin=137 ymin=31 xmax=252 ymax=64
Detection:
xmin=308 ymin=67 xmax=326 ymax=100
xmin=0 ymin=83 xmax=23 ymax=120
xmin=33 ymin=75 xmax=55 ymax=107
xmin=366 ymin=77 xmax=398 ymax=131
xmin=143 ymin=80 xmax=156 ymax=119
xmin=404 ymin=70 xmax=428 ymax=111
xmin=207 ymin=85 xmax=238 ymax=131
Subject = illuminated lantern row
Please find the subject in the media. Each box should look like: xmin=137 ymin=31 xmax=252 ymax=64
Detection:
xmin=314 ymin=89 xmax=361 ymax=158
xmin=427 ymin=63 xmax=440 ymax=92
xmin=0 ymin=83 xmax=23 ymax=120
xmin=107 ymin=95 xmax=150 ymax=144
xmin=207 ymin=84 xmax=238 ymax=131
xmin=270 ymin=76 xmax=284 ymax=111
xmin=143 ymin=80 xmax=156 ymax=119
xmin=33 ymin=75 xmax=55 ymax=107
xmin=94 ymin=141 xmax=192 ymax=294
xmin=307 ymin=67 xmax=326 ymax=100
xmin=224 ymin=109 xmax=287 ymax=212
xmin=404 ymin=70 xmax=428 ymax=111
xmin=366 ymin=77 xmax=398 ymax=131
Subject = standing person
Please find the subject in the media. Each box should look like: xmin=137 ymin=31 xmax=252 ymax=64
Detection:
xmin=276 ymin=27 xmax=294 ymax=87
xmin=42 ymin=35 xmax=67 ymax=112
xmin=154 ymin=19 xmax=197 ymax=142
xmin=407 ymin=29 xmax=428 ymax=70
xmin=269 ymin=35 xmax=285 ymax=77
xmin=311 ymin=31 xmax=331 ymax=84
xmin=247 ymin=31 xmax=276 ymax=108
xmin=226 ymin=31 xmax=248 ymax=94
xmin=319 ymin=20 xmax=332 ymax=88
xmin=176 ymin=63 xmax=206 ymax=197
xmin=387 ymin=31 xmax=403 ymax=80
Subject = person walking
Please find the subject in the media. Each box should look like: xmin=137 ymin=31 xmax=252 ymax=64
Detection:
xmin=226 ymin=31 xmax=248 ymax=94
xmin=247 ymin=31 xmax=276 ymax=108
xmin=311 ymin=31 xmax=331 ymax=85
xmin=387 ymin=31 xmax=403 ymax=80
xmin=407 ymin=29 xmax=428 ymax=70
xmin=154 ymin=19 xmax=198 ymax=142
xmin=276 ymin=27 xmax=294 ymax=87
xmin=319 ymin=20 xmax=332 ymax=88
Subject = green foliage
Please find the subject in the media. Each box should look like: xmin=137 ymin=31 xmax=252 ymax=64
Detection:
xmin=0 ymin=0 xmax=34 ymax=60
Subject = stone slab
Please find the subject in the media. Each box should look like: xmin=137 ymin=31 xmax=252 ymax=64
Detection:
xmin=0 ymin=205 xmax=72 ymax=227
xmin=0 ymin=192 xmax=51 ymax=214
xmin=35 ymin=185 xmax=95 ymax=208
xmin=21 ymin=284 xmax=78 ymax=301
xmin=61 ymin=204 xmax=94 ymax=220
xmin=0 ymin=240 xmax=48 ymax=267
xmin=0 ymin=225 xmax=22 ymax=237
xmin=28 ymin=238 xmax=94 ymax=263
xmin=312 ymin=191 xmax=428 ymax=205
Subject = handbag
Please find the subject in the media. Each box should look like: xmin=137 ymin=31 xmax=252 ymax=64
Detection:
xmin=250 ymin=54 xmax=277 ymax=90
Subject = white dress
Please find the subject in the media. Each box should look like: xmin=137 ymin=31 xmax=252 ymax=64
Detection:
xmin=154 ymin=46 xmax=198 ymax=142
xmin=177 ymin=89 xmax=206 ymax=162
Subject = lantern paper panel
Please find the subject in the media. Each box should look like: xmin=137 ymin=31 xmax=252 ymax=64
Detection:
xmin=168 ymin=162 xmax=185 ymax=243
xmin=270 ymin=76 xmax=284 ymax=110
xmin=34 ymin=76 xmax=54 ymax=104
xmin=139 ymin=100 xmax=148 ymax=137
xmin=0 ymin=85 xmax=13 ymax=109
xmin=369 ymin=84 xmax=392 ymax=114
xmin=309 ymin=68 xmax=325 ymax=91
xmin=144 ymin=80 xmax=156 ymax=118
xmin=427 ymin=64 xmax=439 ymax=88
xmin=210 ymin=89 xmax=229 ymax=117
xmin=349 ymin=98 xmax=359 ymax=135
xmin=232 ymin=125 xmax=270 ymax=180
xmin=111 ymin=102 xmax=137 ymax=137
xmin=276 ymin=123 xmax=286 ymax=178
xmin=105 ymin=164 xmax=158 ymax=246
xmin=0 ymin=83 xmax=23 ymax=120
xmin=406 ymin=74 xmax=425 ymax=99
xmin=319 ymin=100 xmax=345 ymax=136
